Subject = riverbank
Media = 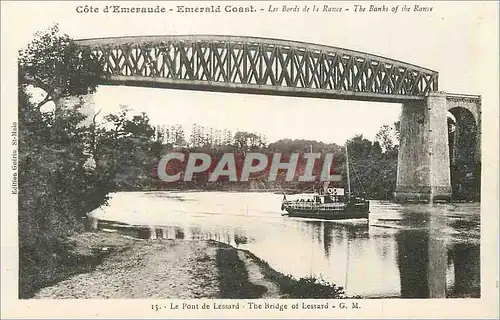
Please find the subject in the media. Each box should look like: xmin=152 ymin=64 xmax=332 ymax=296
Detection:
xmin=128 ymin=188 xmax=296 ymax=194
xmin=32 ymin=231 xmax=348 ymax=299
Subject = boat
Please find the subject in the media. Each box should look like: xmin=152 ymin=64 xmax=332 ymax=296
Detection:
xmin=280 ymin=144 xmax=370 ymax=220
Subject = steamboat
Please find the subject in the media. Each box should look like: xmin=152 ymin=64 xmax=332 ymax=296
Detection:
xmin=280 ymin=144 xmax=370 ymax=220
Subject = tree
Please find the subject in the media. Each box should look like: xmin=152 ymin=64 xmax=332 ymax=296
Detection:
xmin=18 ymin=26 xmax=110 ymax=298
xmin=223 ymin=129 xmax=233 ymax=146
xmin=393 ymin=120 xmax=401 ymax=141
xmin=233 ymin=131 xmax=266 ymax=151
xmin=190 ymin=123 xmax=201 ymax=147
xmin=124 ymin=112 xmax=156 ymax=139
xmin=98 ymin=108 xmax=160 ymax=190
xmin=170 ymin=124 xmax=186 ymax=147
xmin=18 ymin=24 xmax=103 ymax=112
xmin=375 ymin=124 xmax=398 ymax=153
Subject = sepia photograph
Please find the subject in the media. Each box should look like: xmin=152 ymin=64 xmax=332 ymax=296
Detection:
xmin=1 ymin=1 xmax=498 ymax=318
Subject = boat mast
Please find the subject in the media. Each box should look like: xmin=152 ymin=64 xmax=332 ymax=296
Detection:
xmin=310 ymin=144 xmax=313 ymax=193
xmin=345 ymin=143 xmax=352 ymax=197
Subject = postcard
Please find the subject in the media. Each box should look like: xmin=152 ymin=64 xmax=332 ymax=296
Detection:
xmin=1 ymin=1 xmax=498 ymax=318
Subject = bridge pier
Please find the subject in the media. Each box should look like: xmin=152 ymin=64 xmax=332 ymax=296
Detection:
xmin=394 ymin=92 xmax=452 ymax=203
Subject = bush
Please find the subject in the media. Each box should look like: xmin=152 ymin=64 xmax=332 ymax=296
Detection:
xmin=270 ymin=274 xmax=346 ymax=299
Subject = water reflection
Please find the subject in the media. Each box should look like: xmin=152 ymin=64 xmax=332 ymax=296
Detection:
xmin=92 ymin=192 xmax=480 ymax=298
xmin=448 ymin=243 xmax=480 ymax=297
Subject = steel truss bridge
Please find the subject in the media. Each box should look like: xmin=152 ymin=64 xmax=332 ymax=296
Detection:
xmin=76 ymin=35 xmax=439 ymax=103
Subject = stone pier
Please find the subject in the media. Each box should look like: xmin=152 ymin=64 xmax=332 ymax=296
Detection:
xmin=394 ymin=92 xmax=452 ymax=202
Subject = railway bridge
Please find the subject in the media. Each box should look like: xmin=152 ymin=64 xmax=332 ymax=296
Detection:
xmin=66 ymin=35 xmax=480 ymax=202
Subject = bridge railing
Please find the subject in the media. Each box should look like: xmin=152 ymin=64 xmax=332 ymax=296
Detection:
xmin=446 ymin=93 xmax=481 ymax=100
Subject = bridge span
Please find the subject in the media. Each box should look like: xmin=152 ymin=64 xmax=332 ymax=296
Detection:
xmin=75 ymin=35 xmax=439 ymax=103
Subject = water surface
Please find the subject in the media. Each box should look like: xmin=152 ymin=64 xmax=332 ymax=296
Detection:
xmin=91 ymin=191 xmax=480 ymax=298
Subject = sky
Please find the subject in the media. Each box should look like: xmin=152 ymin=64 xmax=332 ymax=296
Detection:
xmin=5 ymin=1 xmax=495 ymax=144
xmin=91 ymin=86 xmax=401 ymax=143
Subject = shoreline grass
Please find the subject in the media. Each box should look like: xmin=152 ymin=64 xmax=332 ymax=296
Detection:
xmin=235 ymin=247 xmax=351 ymax=299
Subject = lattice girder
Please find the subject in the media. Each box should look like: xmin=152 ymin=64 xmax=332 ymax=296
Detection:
xmin=78 ymin=35 xmax=439 ymax=102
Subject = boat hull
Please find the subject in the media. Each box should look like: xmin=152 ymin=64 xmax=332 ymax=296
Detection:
xmin=283 ymin=200 xmax=369 ymax=220
xmin=284 ymin=208 xmax=369 ymax=220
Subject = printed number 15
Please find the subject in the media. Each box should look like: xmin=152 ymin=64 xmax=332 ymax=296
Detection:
xmin=152 ymin=304 xmax=161 ymax=311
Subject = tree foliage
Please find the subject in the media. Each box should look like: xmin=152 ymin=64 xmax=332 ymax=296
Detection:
xmin=375 ymin=124 xmax=397 ymax=152
xmin=345 ymin=135 xmax=399 ymax=199
xmin=96 ymin=106 xmax=162 ymax=190
xmin=18 ymin=26 xmax=111 ymax=298
xmin=18 ymin=24 xmax=103 ymax=110
xmin=104 ymin=118 xmax=401 ymax=196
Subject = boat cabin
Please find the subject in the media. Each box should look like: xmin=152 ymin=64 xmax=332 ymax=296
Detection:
xmin=285 ymin=191 xmax=346 ymax=204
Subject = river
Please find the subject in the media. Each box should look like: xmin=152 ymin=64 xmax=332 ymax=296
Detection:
xmin=90 ymin=191 xmax=480 ymax=298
